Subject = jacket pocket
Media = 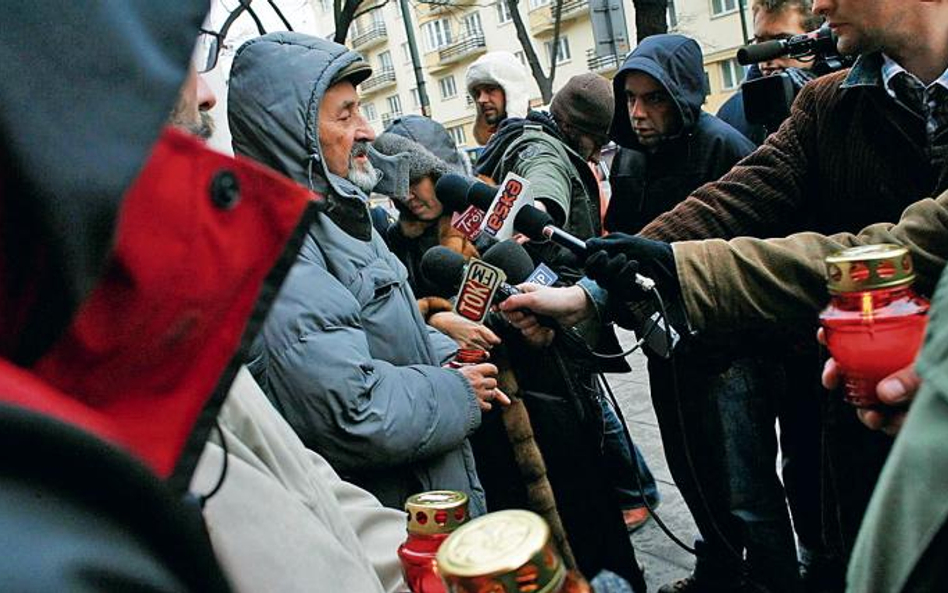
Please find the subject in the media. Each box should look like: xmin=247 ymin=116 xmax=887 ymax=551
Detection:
xmin=348 ymin=259 xmax=405 ymax=308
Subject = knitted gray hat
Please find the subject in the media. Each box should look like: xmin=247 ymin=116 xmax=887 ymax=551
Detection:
xmin=372 ymin=132 xmax=458 ymax=189
xmin=550 ymin=73 xmax=614 ymax=138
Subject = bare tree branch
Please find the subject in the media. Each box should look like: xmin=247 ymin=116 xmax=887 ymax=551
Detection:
xmin=352 ymin=0 xmax=391 ymax=22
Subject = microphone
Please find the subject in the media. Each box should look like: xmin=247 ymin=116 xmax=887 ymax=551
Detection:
xmin=513 ymin=206 xmax=656 ymax=292
xmin=736 ymin=24 xmax=837 ymax=65
xmin=420 ymin=242 xmax=558 ymax=328
xmin=435 ymin=173 xmax=496 ymax=213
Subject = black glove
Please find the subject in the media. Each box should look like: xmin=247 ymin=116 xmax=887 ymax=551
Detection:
xmin=585 ymin=234 xmax=689 ymax=344
xmin=585 ymin=234 xmax=680 ymax=302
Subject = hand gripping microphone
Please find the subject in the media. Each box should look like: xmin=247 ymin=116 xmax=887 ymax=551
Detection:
xmin=420 ymin=241 xmax=558 ymax=328
xmin=513 ymin=206 xmax=657 ymax=292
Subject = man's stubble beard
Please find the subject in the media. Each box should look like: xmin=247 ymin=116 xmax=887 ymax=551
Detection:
xmin=170 ymin=107 xmax=215 ymax=140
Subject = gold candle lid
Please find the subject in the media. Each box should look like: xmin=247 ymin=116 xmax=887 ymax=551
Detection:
xmin=436 ymin=509 xmax=566 ymax=593
xmin=825 ymin=244 xmax=915 ymax=294
xmin=405 ymin=491 xmax=469 ymax=535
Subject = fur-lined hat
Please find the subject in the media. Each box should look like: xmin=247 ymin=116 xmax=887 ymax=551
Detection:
xmin=372 ymin=133 xmax=459 ymax=191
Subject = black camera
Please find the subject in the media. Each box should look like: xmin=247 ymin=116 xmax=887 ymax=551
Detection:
xmin=736 ymin=24 xmax=854 ymax=132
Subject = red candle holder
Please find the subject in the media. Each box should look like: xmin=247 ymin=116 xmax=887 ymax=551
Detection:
xmin=398 ymin=491 xmax=469 ymax=593
xmin=819 ymin=245 xmax=929 ymax=407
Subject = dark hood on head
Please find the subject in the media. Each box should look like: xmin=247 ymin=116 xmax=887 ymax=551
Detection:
xmin=385 ymin=114 xmax=466 ymax=170
xmin=610 ymin=34 xmax=708 ymax=150
xmin=0 ymin=1 xmax=207 ymax=363
xmin=228 ymin=33 xmax=370 ymax=200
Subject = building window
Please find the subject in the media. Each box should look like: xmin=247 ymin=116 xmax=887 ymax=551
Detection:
xmin=462 ymin=12 xmax=483 ymax=37
xmin=401 ymin=42 xmax=412 ymax=64
xmin=394 ymin=0 xmax=402 ymax=18
xmin=386 ymin=94 xmax=403 ymax=115
xmin=439 ymin=75 xmax=458 ymax=99
xmin=447 ymin=125 xmax=467 ymax=146
xmin=378 ymin=50 xmax=393 ymax=72
xmin=362 ymin=102 xmax=378 ymax=121
xmin=667 ymin=0 xmax=678 ymax=28
xmin=410 ymin=88 xmax=421 ymax=108
xmin=316 ymin=0 xmax=330 ymax=12
xmin=514 ymin=50 xmax=526 ymax=66
xmin=423 ymin=18 xmax=453 ymax=52
xmin=529 ymin=0 xmax=550 ymax=9
xmin=545 ymin=36 xmax=571 ymax=65
xmin=711 ymin=0 xmax=738 ymax=16
xmin=495 ymin=1 xmax=512 ymax=23
xmin=720 ymin=58 xmax=742 ymax=90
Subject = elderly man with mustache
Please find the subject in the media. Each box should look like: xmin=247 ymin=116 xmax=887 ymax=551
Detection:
xmin=228 ymin=33 xmax=506 ymax=515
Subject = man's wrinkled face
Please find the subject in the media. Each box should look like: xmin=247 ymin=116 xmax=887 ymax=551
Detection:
xmin=406 ymin=177 xmax=443 ymax=221
xmin=473 ymin=84 xmax=507 ymax=125
xmin=169 ymin=68 xmax=217 ymax=140
xmin=624 ymin=71 xmax=680 ymax=148
xmin=812 ymin=0 xmax=907 ymax=55
xmin=318 ymin=80 xmax=377 ymax=188
xmin=754 ymin=8 xmax=812 ymax=75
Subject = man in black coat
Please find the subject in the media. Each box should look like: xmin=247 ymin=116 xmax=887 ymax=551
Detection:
xmin=604 ymin=34 xmax=754 ymax=236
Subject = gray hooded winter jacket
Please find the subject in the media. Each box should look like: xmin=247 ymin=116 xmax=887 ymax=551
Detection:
xmin=228 ymin=32 xmax=485 ymax=514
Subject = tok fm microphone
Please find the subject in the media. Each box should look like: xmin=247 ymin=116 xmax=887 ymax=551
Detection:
xmin=513 ymin=206 xmax=656 ymax=292
xmin=420 ymin=242 xmax=558 ymax=328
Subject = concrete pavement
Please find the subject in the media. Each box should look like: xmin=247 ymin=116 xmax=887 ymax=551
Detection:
xmin=607 ymin=330 xmax=700 ymax=591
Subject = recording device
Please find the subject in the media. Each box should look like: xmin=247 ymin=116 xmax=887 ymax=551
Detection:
xmin=514 ymin=206 xmax=656 ymax=292
xmin=736 ymin=24 xmax=837 ymax=67
xmin=735 ymin=23 xmax=854 ymax=131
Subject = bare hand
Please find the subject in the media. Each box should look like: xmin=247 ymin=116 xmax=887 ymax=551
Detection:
xmin=458 ymin=363 xmax=511 ymax=411
xmin=499 ymin=284 xmax=594 ymax=328
xmin=429 ymin=312 xmax=502 ymax=350
xmin=818 ymin=328 xmax=921 ymax=436
xmin=503 ymin=307 xmax=555 ymax=348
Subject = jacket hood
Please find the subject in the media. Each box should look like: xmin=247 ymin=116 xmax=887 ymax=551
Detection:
xmin=385 ymin=114 xmax=466 ymax=169
xmin=610 ymin=34 xmax=708 ymax=150
xmin=0 ymin=1 xmax=206 ymax=363
xmin=466 ymin=52 xmax=531 ymax=119
xmin=228 ymin=32 xmax=374 ymax=238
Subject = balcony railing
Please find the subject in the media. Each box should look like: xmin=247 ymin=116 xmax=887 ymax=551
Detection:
xmin=381 ymin=111 xmax=402 ymax=129
xmin=351 ymin=22 xmax=387 ymax=49
xmin=529 ymin=0 xmax=589 ymax=35
xmin=586 ymin=49 xmax=620 ymax=74
xmin=360 ymin=68 xmax=397 ymax=94
xmin=438 ymin=33 xmax=487 ymax=65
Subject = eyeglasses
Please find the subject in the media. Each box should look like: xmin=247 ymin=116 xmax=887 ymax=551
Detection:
xmin=192 ymin=29 xmax=223 ymax=74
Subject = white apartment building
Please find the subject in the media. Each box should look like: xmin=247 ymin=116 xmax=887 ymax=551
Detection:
xmin=204 ymin=0 xmax=754 ymax=153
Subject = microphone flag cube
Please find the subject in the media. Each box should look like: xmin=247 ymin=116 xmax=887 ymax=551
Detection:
xmin=453 ymin=259 xmax=506 ymax=324
xmin=479 ymin=172 xmax=534 ymax=241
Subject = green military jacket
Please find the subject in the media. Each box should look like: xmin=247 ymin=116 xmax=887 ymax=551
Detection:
xmin=482 ymin=123 xmax=601 ymax=241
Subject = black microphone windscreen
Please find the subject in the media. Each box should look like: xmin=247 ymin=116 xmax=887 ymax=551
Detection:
xmin=420 ymin=246 xmax=468 ymax=292
xmin=737 ymin=39 xmax=786 ymax=65
xmin=514 ymin=205 xmax=554 ymax=241
xmin=466 ymin=180 xmax=497 ymax=212
xmin=435 ymin=173 xmax=475 ymax=213
xmin=481 ymin=240 xmax=535 ymax=284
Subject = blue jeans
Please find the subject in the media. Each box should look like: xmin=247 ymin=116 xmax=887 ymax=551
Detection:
xmin=601 ymin=398 xmax=660 ymax=510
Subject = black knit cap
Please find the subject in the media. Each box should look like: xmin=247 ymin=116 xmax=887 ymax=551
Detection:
xmin=550 ymin=73 xmax=614 ymax=138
